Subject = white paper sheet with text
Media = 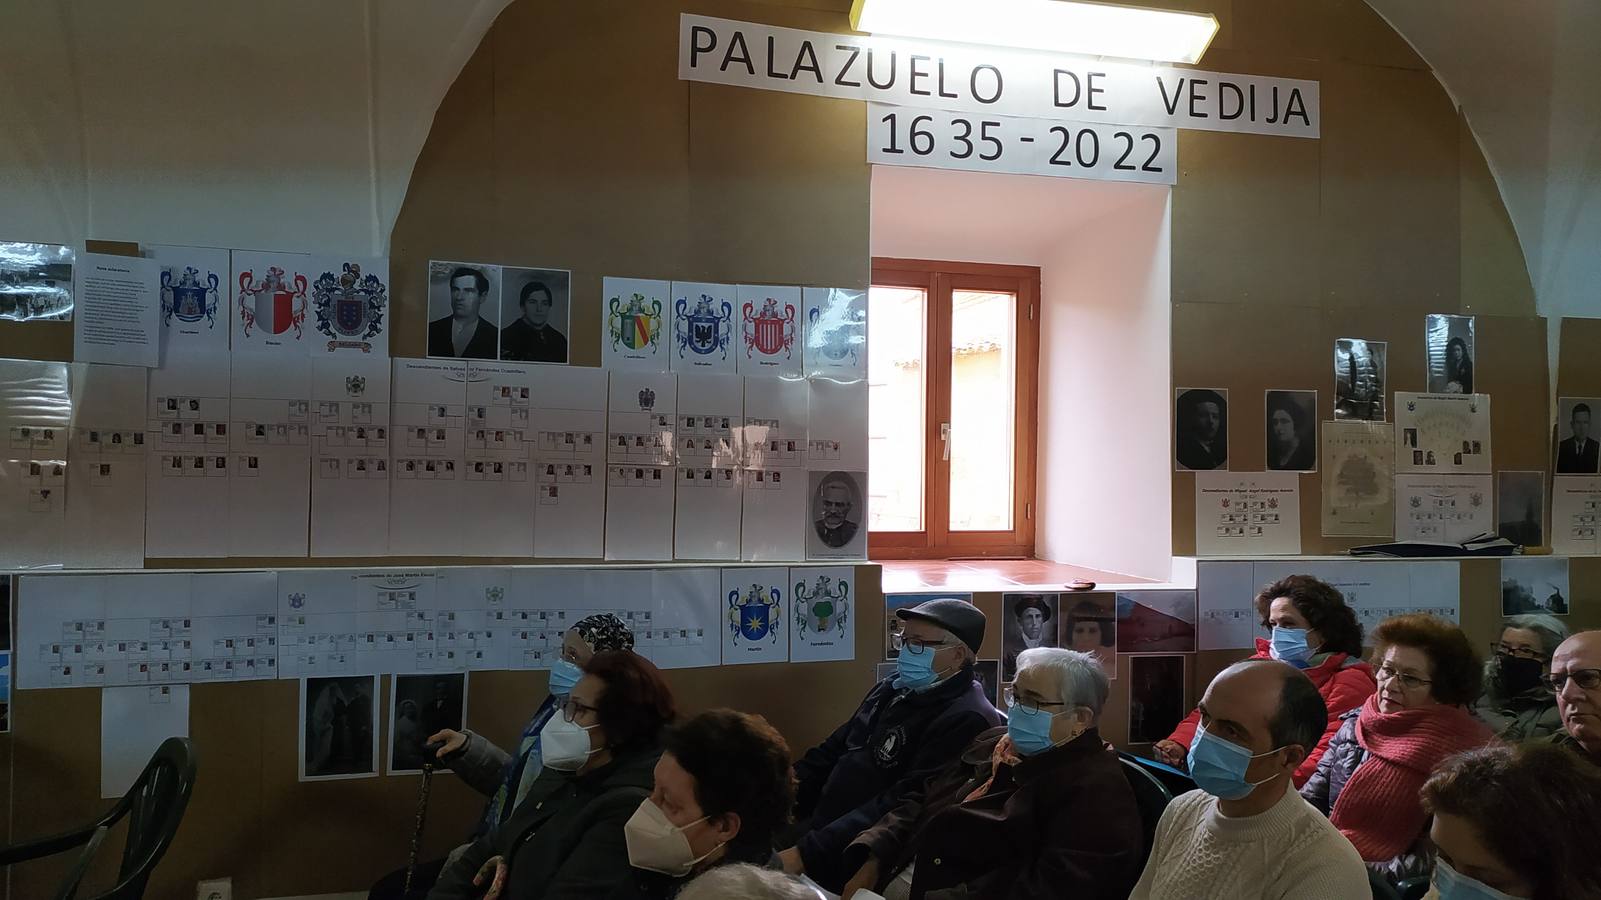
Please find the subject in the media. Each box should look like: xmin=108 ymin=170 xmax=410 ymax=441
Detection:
xmin=644 ymin=568 xmax=722 ymax=669
xmin=145 ymin=353 xmax=230 ymax=558
xmin=1552 ymin=476 xmax=1601 ymax=556
xmin=531 ymin=367 xmax=608 ymax=559
xmin=310 ymin=356 xmax=392 ymax=556
xmin=229 ymin=355 xmax=311 ymax=557
xmin=806 ymin=377 xmax=868 ymax=471
xmin=460 ymin=362 xmax=538 ymax=557
xmin=606 ymin=373 xmax=677 ymax=560
xmin=101 ymin=684 xmax=190 ymax=798
xmin=1394 ymin=475 xmax=1494 ymax=544
xmin=389 ymin=359 xmax=468 ymax=556
xmin=64 ymin=363 xmax=148 ymax=567
xmin=73 ymin=253 xmax=160 ymax=368
xmin=1194 ymin=471 xmax=1302 ymax=556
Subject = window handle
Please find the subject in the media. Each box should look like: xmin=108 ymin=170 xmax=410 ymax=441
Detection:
xmin=940 ymin=422 xmax=951 ymax=461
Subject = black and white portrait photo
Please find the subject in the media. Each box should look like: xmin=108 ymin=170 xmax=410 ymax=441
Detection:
xmin=1002 ymin=593 xmax=1059 ymax=682
xmin=1426 ymin=314 xmax=1475 ymax=394
xmin=807 ymin=470 xmax=867 ymax=560
xmin=1334 ymin=338 xmax=1387 ymax=421
xmin=1556 ymin=397 xmax=1601 ymax=474
xmin=389 ymin=673 xmax=467 ymax=774
xmin=1128 ymin=655 xmax=1186 ymax=744
xmin=1062 ymin=593 xmax=1117 ymax=679
xmin=499 ymin=266 xmax=571 ymax=364
xmin=426 ymin=260 xmax=501 ymax=360
xmin=299 ymin=675 xmax=378 ymax=781
xmin=1497 ymin=470 xmax=1545 ymax=549
xmin=1265 ymin=389 xmax=1317 ymax=472
xmin=1175 ymin=388 xmax=1228 ymax=471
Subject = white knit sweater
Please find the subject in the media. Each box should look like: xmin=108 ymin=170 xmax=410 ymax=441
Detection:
xmin=1129 ymin=786 xmax=1370 ymax=900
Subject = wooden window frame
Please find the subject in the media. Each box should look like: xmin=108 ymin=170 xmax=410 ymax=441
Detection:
xmin=869 ymin=257 xmax=1040 ymax=560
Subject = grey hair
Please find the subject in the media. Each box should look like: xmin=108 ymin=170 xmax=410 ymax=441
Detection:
xmin=1502 ymin=614 xmax=1570 ymax=658
xmin=1015 ymin=647 xmax=1109 ymax=717
xmin=677 ymin=864 xmax=824 ymax=900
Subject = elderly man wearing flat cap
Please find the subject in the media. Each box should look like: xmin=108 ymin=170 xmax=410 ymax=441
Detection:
xmin=778 ymin=598 xmax=1004 ymax=894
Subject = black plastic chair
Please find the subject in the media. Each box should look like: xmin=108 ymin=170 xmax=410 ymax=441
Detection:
xmin=1368 ymin=870 xmax=1402 ymax=900
xmin=1121 ymin=751 xmax=1198 ymax=798
xmin=1118 ymin=755 xmax=1174 ymax=866
xmin=0 ymin=736 xmax=196 ymax=900
xmin=1395 ymin=876 xmax=1431 ymax=900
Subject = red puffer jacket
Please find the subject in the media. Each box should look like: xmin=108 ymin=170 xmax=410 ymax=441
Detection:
xmin=1163 ymin=639 xmax=1377 ymax=786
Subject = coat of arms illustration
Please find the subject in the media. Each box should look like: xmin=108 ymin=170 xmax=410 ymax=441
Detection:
xmin=161 ymin=266 xmax=221 ymax=328
xmin=807 ymin=306 xmax=860 ymax=365
xmin=743 ymin=297 xmax=797 ymax=360
xmin=728 ymin=583 xmax=783 ymax=645
xmin=237 ymin=265 xmax=308 ymax=340
xmin=313 ymin=262 xmax=388 ymax=352
xmin=345 ymin=375 xmax=366 ymax=397
xmin=675 ymin=294 xmax=733 ymax=360
xmin=608 ymin=293 xmax=664 ymax=354
xmin=638 ymin=388 xmax=656 ymax=412
xmin=794 ymin=574 xmax=850 ymax=637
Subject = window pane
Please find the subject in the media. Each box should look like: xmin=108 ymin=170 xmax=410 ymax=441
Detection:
xmin=949 ymin=290 xmax=1015 ymax=531
xmin=868 ymin=286 xmax=926 ymax=532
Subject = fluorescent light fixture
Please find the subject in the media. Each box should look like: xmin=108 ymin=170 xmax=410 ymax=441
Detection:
xmin=849 ymin=0 xmax=1220 ymax=64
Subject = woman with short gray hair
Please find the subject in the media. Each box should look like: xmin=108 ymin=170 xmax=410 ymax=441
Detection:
xmin=839 ymin=648 xmax=1143 ymax=900
xmin=1474 ymin=613 xmax=1569 ymax=741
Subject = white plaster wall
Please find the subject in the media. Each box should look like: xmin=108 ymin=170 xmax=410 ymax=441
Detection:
xmin=0 ymin=0 xmax=510 ymax=255
xmin=1036 ymin=191 xmax=1172 ymax=580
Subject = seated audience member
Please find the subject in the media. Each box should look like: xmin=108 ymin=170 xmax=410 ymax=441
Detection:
xmin=1155 ymin=576 xmax=1374 ymax=786
xmin=1302 ymin=615 xmax=1492 ymax=884
xmin=611 ymin=709 xmax=795 ymax=900
xmin=1473 ymin=614 xmax=1568 ymax=741
xmin=1420 ymin=742 xmax=1601 ymax=899
xmin=1063 ymin=600 xmax=1117 ymax=674
xmin=842 ymin=648 xmax=1142 ymax=900
xmin=428 ymin=651 xmax=676 ymax=900
xmin=781 ymin=598 xmax=1004 ymax=894
xmin=372 ymin=614 xmax=636 ymax=900
xmin=1129 ymin=660 xmax=1369 ymax=899
xmin=1545 ymin=630 xmax=1601 ymax=766
xmin=676 ymin=864 xmax=822 ymax=900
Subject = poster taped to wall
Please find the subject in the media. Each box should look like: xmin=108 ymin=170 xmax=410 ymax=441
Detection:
xmin=232 ymin=250 xmax=314 ymax=356
xmin=803 ymin=287 xmax=866 ymax=379
xmin=1265 ymin=390 xmax=1317 ymax=472
xmin=1500 ymin=557 xmax=1568 ymax=618
xmin=1194 ymin=471 xmax=1301 ymax=556
xmin=148 ymin=244 xmax=229 ymax=361
xmin=1334 ymin=339 xmax=1386 ymax=422
xmin=388 ymin=672 xmax=467 ymax=774
xmin=1554 ymin=398 xmax=1601 ymax=475
xmin=1425 ymin=314 xmax=1475 ymax=394
xmin=1321 ymin=420 xmax=1395 ymax=537
xmin=1394 ymin=392 xmax=1491 ymax=474
xmin=311 ymin=255 xmax=390 ymax=356
xmin=1394 ymin=474 xmax=1494 ymax=544
xmin=1060 ymin=593 xmax=1117 ymax=680
xmin=0 ymin=241 xmax=74 ymax=321
xmin=1551 ymin=476 xmax=1601 ymax=556
xmin=299 ymin=674 xmax=378 ymax=781
xmin=806 ymin=470 xmax=867 ymax=560
xmin=602 ymin=277 xmax=670 ymax=372
xmin=1497 ymin=471 xmax=1545 ymax=549
xmin=721 ymin=567 xmax=788 ymax=665
xmin=669 ymin=282 xmax=737 ymax=374
xmin=1175 ymin=388 xmax=1227 ymax=471
xmin=498 ymin=266 xmax=570 ymax=364
xmin=790 ymin=567 xmax=854 ymax=663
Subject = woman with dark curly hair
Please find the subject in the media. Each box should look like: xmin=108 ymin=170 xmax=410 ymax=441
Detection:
xmin=1421 ymin=742 xmax=1601 ymax=899
xmin=1443 ymin=336 xmax=1474 ymax=393
xmin=1302 ymin=614 xmax=1492 ymax=886
xmin=611 ymin=709 xmax=796 ymax=900
xmin=1154 ymin=575 xmax=1375 ymax=785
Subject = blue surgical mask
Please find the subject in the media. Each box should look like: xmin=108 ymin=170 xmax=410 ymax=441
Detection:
xmin=1186 ymin=726 xmax=1284 ymax=800
xmin=1270 ymin=626 xmax=1314 ymax=668
xmin=548 ymin=658 xmax=582 ymax=696
xmin=894 ymin=647 xmax=951 ymax=692
xmin=1007 ymin=704 xmax=1073 ymax=756
xmin=1433 ymin=859 xmax=1521 ymax=900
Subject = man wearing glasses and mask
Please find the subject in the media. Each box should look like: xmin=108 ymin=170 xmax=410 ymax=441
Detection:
xmin=1546 ymin=630 xmax=1601 ymax=766
xmin=777 ymin=598 xmax=1003 ymax=895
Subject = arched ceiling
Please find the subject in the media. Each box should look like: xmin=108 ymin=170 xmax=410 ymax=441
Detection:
xmin=1367 ymin=0 xmax=1601 ymax=326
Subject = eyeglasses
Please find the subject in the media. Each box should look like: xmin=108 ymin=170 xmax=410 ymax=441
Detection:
xmin=1375 ymin=664 xmax=1433 ymax=691
xmin=1003 ymin=686 xmax=1069 ymax=713
xmin=1544 ymin=669 xmax=1601 ymax=693
xmin=1492 ymin=642 xmax=1546 ymax=661
xmin=900 ymin=637 xmax=960 ymax=655
xmin=561 ymin=698 xmax=599 ymax=722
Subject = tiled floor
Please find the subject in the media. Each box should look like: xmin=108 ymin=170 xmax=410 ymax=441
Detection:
xmin=877 ymin=558 xmax=1155 ymax=594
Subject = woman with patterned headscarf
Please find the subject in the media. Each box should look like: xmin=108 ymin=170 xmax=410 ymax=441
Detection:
xmin=368 ymin=612 xmax=637 ymax=900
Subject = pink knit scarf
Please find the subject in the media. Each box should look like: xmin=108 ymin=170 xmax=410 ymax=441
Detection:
xmin=1329 ymin=695 xmax=1490 ymax=860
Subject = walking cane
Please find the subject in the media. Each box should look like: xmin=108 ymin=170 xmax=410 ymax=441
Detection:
xmin=402 ymin=758 xmax=436 ymax=895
